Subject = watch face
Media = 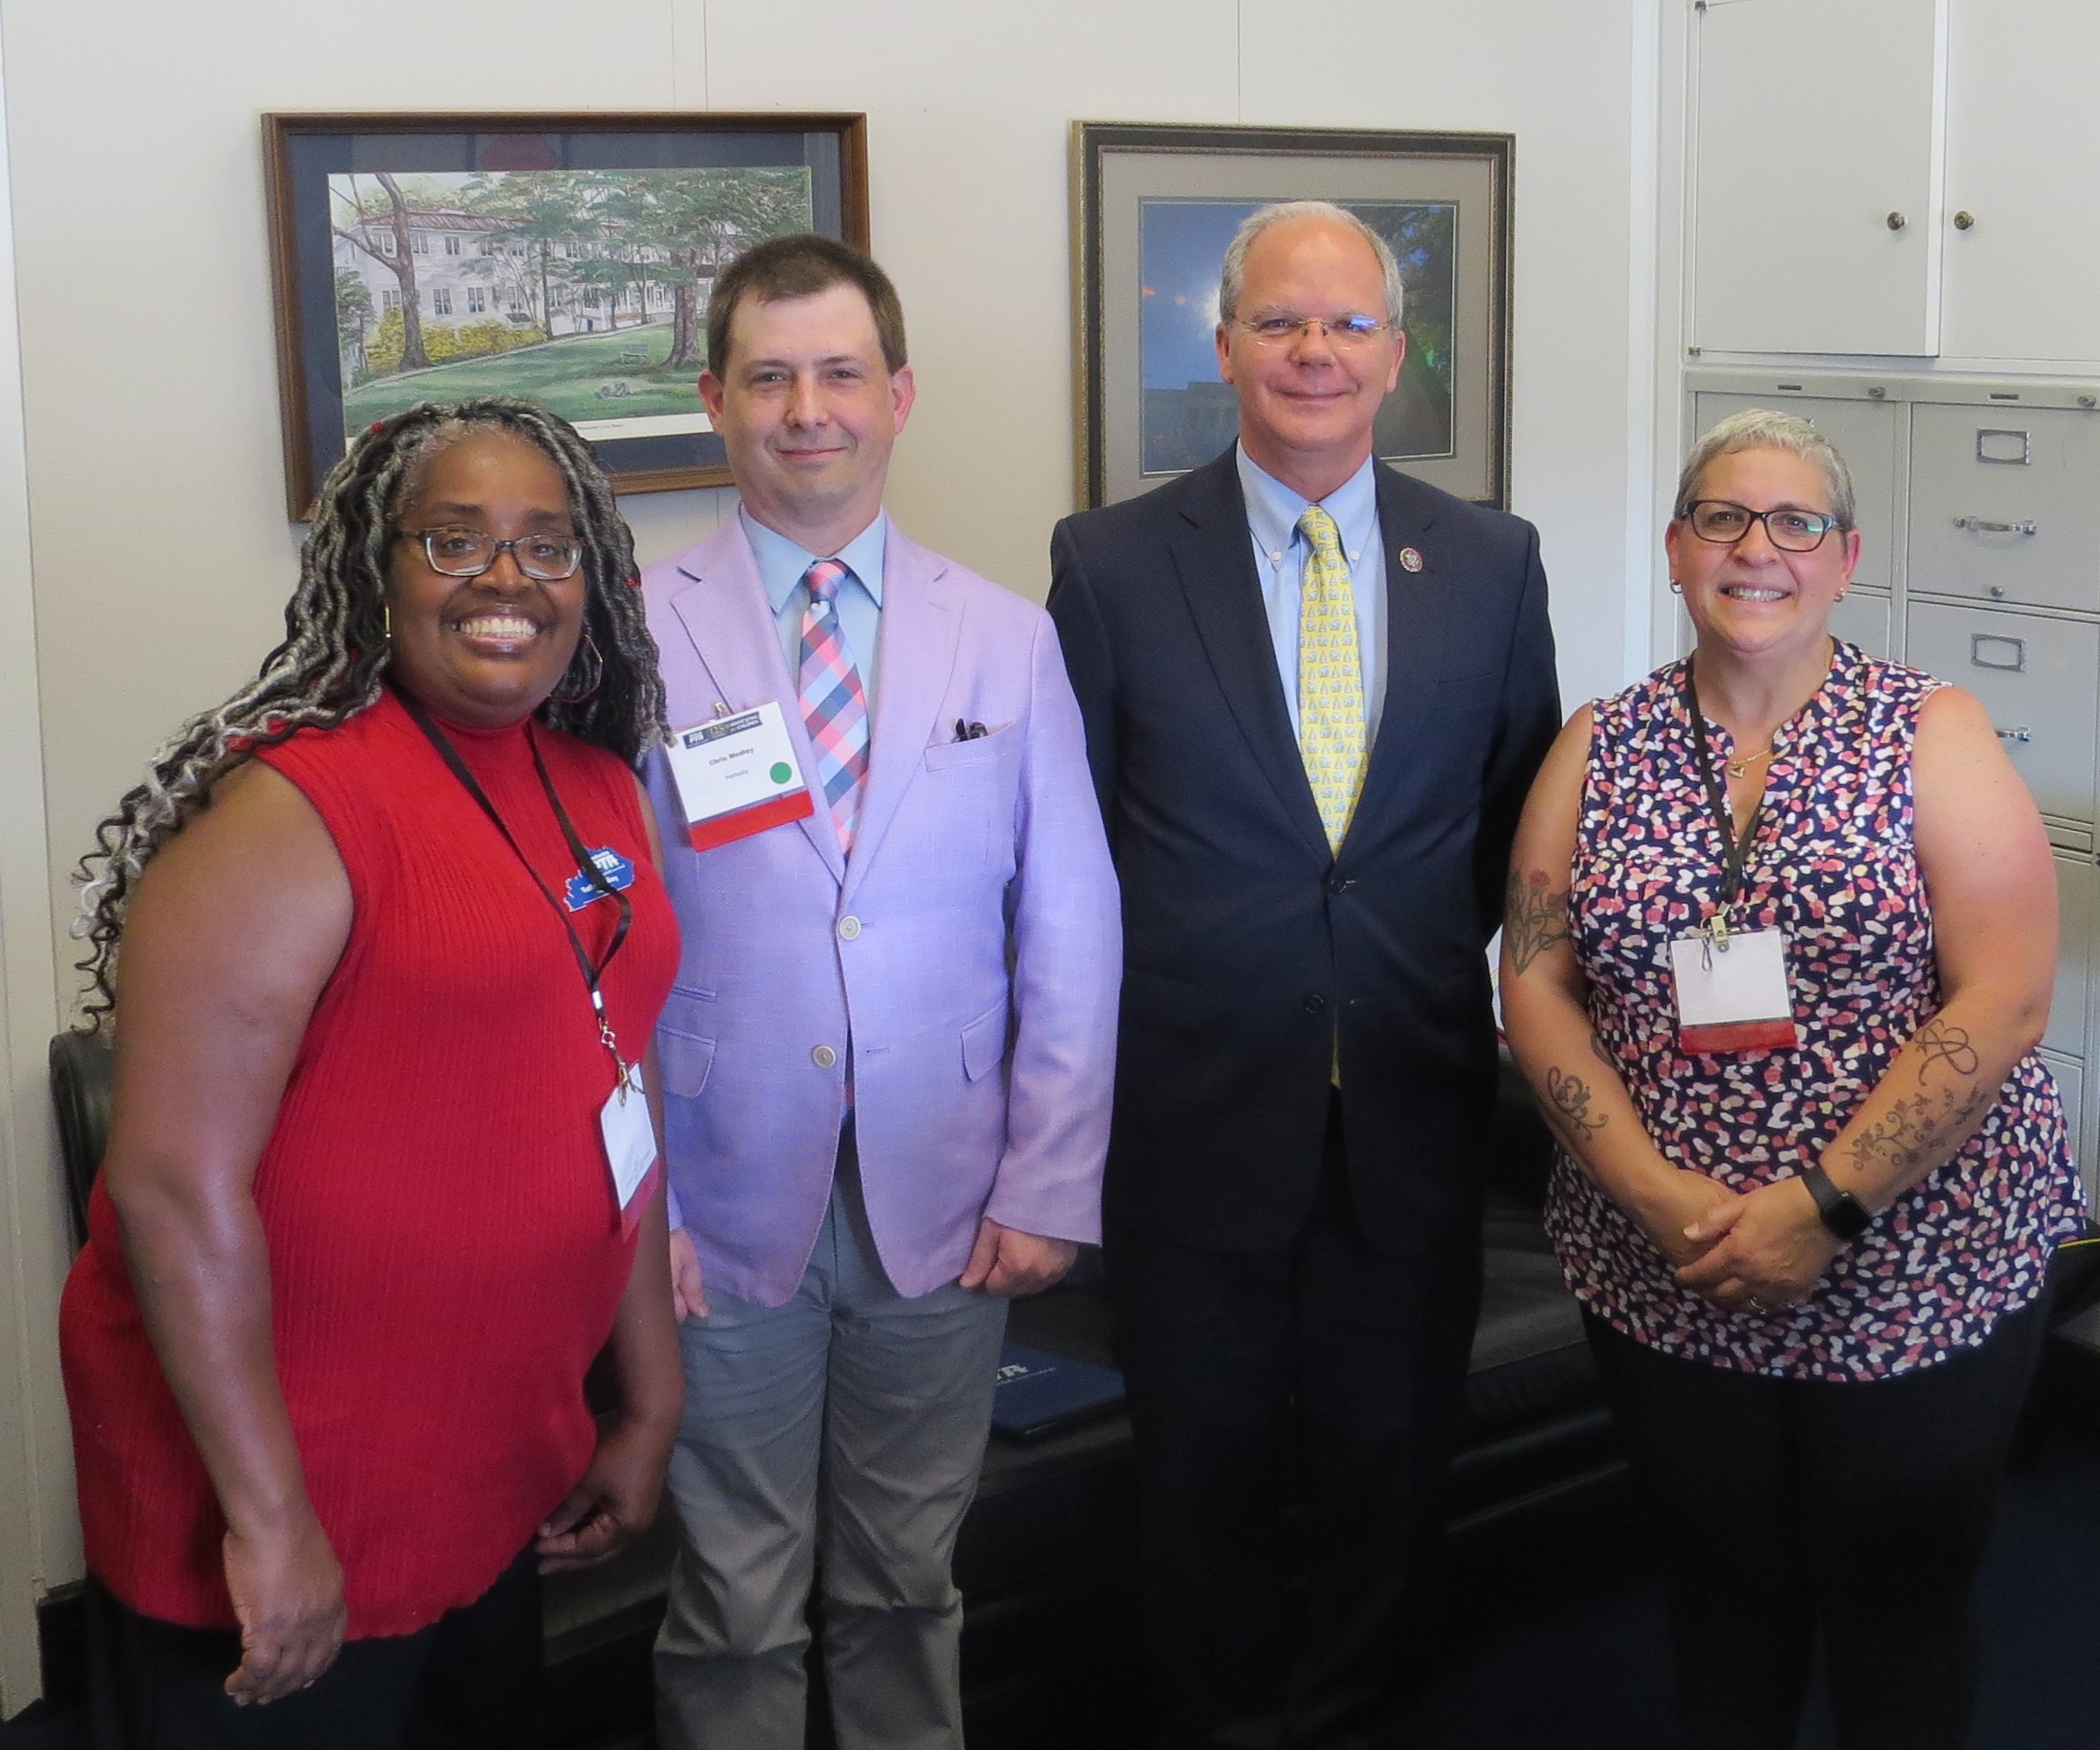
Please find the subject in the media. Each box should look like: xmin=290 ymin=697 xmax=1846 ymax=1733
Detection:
xmin=1825 ymin=1192 xmax=1871 ymax=1242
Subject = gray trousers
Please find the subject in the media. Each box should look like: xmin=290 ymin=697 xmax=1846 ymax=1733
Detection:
xmin=653 ymin=1147 xmax=1007 ymax=1750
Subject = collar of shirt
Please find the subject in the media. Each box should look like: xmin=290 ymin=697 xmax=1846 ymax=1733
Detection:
xmin=741 ymin=504 xmax=888 ymax=615
xmin=742 ymin=504 xmax=888 ymax=724
xmin=1235 ymin=445 xmax=1388 ymax=747
xmin=1236 ymin=445 xmax=1380 ymax=573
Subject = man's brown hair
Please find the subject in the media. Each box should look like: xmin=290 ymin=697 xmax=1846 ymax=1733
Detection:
xmin=705 ymin=233 xmax=908 ymax=377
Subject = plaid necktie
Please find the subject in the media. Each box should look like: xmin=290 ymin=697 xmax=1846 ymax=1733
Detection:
xmin=797 ymin=558 xmax=870 ymax=854
xmin=1296 ymin=505 xmax=1368 ymax=854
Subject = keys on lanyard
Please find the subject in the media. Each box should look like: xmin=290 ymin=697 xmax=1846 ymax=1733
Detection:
xmin=1682 ymin=661 xmax=1764 ymax=950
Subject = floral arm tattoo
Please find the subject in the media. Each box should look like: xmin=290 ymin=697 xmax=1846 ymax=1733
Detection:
xmin=1503 ymin=869 xmax=1571 ymax=975
xmin=1845 ymin=1018 xmax=1989 ymax=1183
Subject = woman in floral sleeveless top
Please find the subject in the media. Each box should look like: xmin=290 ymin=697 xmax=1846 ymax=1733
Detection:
xmin=1500 ymin=409 xmax=2083 ymax=1750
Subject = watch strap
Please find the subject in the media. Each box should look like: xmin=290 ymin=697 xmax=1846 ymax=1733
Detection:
xmin=1799 ymin=1162 xmax=1871 ymax=1241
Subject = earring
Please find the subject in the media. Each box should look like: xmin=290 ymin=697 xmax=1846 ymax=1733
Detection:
xmin=1835 ymin=590 xmax=1848 ymax=602
xmin=383 ymin=601 xmax=393 ymax=639
xmin=1668 ymin=580 xmax=1684 ymax=595
xmin=551 ymin=631 xmax=604 ymax=703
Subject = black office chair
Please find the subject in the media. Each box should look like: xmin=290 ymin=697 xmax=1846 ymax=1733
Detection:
xmin=48 ymin=1028 xmax=114 ymax=1252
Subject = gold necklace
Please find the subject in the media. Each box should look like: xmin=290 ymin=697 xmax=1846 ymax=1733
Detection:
xmin=1727 ymin=746 xmax=1775 ymax=780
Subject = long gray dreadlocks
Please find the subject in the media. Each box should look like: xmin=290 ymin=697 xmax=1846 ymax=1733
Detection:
xmin=71 ymin=396 xmax=667 ymax=1026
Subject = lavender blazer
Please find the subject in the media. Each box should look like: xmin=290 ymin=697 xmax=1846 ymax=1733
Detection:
xmin=640 ymin=516 xmax=1121 ymax=1307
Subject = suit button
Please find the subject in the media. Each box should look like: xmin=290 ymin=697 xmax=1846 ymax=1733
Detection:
xmin=811 ymin=1045 xmax=838 ymax=1070
xmin=1326 ymin=873 xmax=1356 ymax=895
xmin=837 ymin=915 xmax=862 ymax=940
xmin=1303 ymin=994 xmax=1327 ymax=1015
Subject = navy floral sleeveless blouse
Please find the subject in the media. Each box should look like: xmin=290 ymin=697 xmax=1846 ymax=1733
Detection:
xmin=1545 ymin=641 xmax=2085 ymax=1381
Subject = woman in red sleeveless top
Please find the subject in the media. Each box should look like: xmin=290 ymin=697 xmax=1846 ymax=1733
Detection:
xmin=59 ymin=401 xmax=682 ymax=1747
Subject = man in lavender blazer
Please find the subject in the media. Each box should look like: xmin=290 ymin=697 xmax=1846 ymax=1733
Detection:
xmin=639 ymin=236 xmax=1119 ymax=1750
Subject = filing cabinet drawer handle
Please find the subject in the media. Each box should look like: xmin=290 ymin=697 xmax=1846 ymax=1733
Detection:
xmin=1971 ymin=634 xmax=2026 ymax=672
xmin=1952 ymin=516 xmax=2037 ymax=536
xmin=1994 ymin=725 xmax=2034 ymax=745
xmin=1975 ymin=429 xmax=2031 ymax=465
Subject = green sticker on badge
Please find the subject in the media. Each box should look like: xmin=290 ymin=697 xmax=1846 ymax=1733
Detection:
xmin=770 ymin=761 xmax=793 ymax=784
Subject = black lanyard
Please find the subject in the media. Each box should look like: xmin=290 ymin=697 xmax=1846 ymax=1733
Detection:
xmin=398 ymin=689 xmax=634 ymax=1078
xmin=1681 ymin=660 xmax=1765 ymax=945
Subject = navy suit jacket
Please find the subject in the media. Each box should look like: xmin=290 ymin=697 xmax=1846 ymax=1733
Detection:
xmin=1048 ymin=448 xmax=1561 ymax=1260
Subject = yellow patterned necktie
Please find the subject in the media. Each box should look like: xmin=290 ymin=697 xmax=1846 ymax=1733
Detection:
xmin=1296 ymin=505 xmax=1368 ymax=853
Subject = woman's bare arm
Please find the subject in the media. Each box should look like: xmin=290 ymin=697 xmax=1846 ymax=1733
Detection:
xmin=101 ymin=760 xmax=352 ymax=1703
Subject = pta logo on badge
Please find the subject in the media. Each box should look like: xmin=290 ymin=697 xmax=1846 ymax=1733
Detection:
xmin=564 ymin=847 xmax=637 ymax=912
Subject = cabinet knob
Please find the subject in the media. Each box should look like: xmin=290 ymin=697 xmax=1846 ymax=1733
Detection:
xmin=1954 ymin=210 xmax=1976 ymax=231
xmin=1886 ymin=210 xmax=1908 ymax=232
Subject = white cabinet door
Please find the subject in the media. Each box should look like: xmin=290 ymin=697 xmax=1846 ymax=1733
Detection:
xmin=1692 ymin=0 xmax=1947 ymax=356
xmin=1941 ymin=0 xmax=2100 ymax=362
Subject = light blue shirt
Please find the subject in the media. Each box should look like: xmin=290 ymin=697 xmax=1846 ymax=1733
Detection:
xmin=741 ymin=505 xmax=888 ymax=727
xmin=1236 ymin=446 xmax=1387 ymax=745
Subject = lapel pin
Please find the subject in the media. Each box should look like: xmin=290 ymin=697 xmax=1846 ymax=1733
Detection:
xmin=1398 ymin=547 xmax=1425 ymax=574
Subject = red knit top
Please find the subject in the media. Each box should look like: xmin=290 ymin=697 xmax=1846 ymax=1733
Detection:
xmin=59 ymin=687 xmax=678 ymax=1636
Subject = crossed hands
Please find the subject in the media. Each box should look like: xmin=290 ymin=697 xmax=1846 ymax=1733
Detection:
xmin=1643 ymin=1169 xmax=1842 ymax=1317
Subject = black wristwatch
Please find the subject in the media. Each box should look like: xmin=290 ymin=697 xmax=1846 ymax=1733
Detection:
xmin=1798 ymin=1163 xmax=1871 ymax=1242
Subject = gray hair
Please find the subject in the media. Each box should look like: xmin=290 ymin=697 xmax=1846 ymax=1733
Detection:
xmin=1218 ymin=200 xmax=1406 ymax=329
xmin=1675 ymin=408 xmax=1857 ymax=530
xmin=70 ymin=397 xmax=666 ymax=1026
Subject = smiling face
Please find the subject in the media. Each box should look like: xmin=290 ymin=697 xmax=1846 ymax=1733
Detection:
xmin=383 ymin=427 xmax=586 ymax=729
xmin=1668 ymin=445 xmax=1862 ymax=667
xmin=1215 ymin=214 xmax=1404 ymax=502
xmin=697 ymin=282 xmax=916 ymax=555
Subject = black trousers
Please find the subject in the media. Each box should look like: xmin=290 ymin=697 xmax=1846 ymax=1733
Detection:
xmin=85 ymin=1545 xmax=545 ymax=1750
xmin=1108 ymin=1099 xmax=1480 ymax=1750
xmin=1587 ymin=1296 xmax=2051 ymax=1750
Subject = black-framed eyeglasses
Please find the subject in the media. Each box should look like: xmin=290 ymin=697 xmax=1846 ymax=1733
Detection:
xmin=1679 ymin=499 xmax=1847 ymax=554
xmin=1237 ymin=312 xmax=1389 ymax=349
xmin=401 ymin=526 xmax=584 ymax=581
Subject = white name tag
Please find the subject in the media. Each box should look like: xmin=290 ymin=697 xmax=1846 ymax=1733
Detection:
xmin=599 ymin=1062 xmax=658 ymax=1236
xmin=1669 ymin=927 xmax=1800 ymax=1054
xmin=665 ymin=701 xmax=815 ymax=850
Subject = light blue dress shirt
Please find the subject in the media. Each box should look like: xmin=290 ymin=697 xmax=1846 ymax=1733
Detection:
xmin=1236 ymin=446 xmax=1388 ymax=745
xmin=741 ymin=505 xmax=888 ymax=727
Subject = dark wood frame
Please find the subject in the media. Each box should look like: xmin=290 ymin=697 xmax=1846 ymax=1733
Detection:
xmin=264 ymin=111 xmax=869 ymax=518
xmin=1071 ymin=121 xmax=1513 ymax=510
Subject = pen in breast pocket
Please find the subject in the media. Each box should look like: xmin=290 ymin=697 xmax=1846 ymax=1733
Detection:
xmin=954 ymin=719 xmax=987 ymax=742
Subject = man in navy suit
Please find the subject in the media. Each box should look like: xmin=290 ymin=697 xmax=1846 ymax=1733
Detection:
xmin=1049 ymin=202 xmax=1559 ymax=1748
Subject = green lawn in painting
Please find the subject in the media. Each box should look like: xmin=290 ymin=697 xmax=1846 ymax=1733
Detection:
xmin=342 ymin=325 xmax=701 ymax=431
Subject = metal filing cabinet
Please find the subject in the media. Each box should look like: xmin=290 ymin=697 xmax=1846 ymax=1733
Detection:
xmin=1687 ymin=370 xmax=2100 ymax=1197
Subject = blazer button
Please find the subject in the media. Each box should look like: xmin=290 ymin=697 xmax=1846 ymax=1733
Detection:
xmin=837 ymin=915 xmax=862 ymax=940
xmin=1326 ymin=873 xmax=1356 ymax=895
xmin=1303 ymin=993 xmax=1328 ymax=1015
xmin=811 ymin=1045 xmax=838 ymax=1070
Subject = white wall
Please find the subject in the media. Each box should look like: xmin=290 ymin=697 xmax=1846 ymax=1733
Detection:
xmin=0 ymin=0 xmax=1660 ymax=1702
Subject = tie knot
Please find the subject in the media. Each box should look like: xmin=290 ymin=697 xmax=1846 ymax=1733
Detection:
xmin=1298 ymin=505 xmax=1344 ymax=561
xmin=804 ymin=558 xmax=849 ymax=607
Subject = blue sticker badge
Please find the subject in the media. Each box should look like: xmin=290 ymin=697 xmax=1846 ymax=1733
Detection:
xmin=564 ymin=848 xmax=637 ymax=911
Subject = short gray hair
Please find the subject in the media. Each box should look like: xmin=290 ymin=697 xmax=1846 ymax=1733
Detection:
xmin=1218 ymin=200 xmax=1406 ymax=329
xmin=1675 ymin=408 xmax=1857 ymax=530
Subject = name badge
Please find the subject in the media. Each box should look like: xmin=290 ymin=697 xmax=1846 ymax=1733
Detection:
xmin=563 ymin=847 xmax=636 ymax=912
xmin=665 ymin=701 xmax=815 ymax=850
xmin=1669 ymin=927 xmax=1800 ymax=1053
xmin=599 ymin=1062 xmax=658 ymax=1238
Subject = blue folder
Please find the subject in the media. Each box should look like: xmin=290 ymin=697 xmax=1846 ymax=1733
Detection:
xmin=990 ymin=1342 xmax=1127 ymax=1441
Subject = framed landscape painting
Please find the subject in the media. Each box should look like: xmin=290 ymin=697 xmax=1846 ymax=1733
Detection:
xmin=265 ymin=112 xmax=868 ymax=518
xmin=1072 ymin=121 xmax=1512 ymax=509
